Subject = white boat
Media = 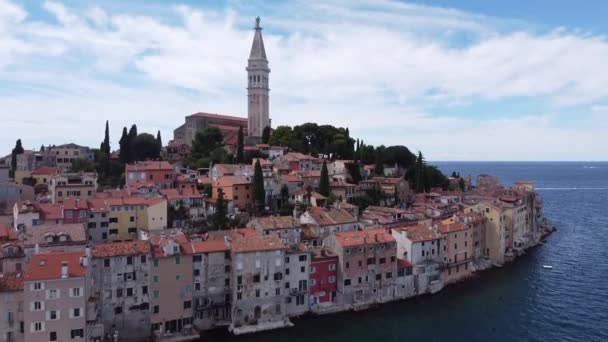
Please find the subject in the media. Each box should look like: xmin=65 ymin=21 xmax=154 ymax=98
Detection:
xmin=542 ymin=265 xmax=553 ymax=269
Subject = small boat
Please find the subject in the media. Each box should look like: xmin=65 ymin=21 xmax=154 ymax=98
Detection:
xmin=542 ymin=265 xmax=553 ymax=269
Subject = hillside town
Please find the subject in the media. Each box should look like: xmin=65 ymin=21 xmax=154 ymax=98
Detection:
xmin=0 ymin=17 xmax=554 ymax=342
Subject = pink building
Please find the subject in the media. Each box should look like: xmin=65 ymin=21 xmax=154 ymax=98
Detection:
xmin=126 ymin=161 xmax=175 ymax=189
xmin=23 ymin=251 xmax=87 ymax=342
xmin=149 ymin=231 xmax=193 ymax=335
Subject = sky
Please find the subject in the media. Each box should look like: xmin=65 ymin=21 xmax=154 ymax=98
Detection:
xmin=1 ymin=0 xmax=608 ymax=161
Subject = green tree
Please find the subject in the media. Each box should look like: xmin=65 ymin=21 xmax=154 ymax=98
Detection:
xmin=253 ymin=159 xmax=265 ymax=215
xmin=186 ymin=127 xmax=225 ymax=168
xmin=347 ymin=162 xmax=362 ymax=184
xmin=71 ymin=159 xmax=96 ymax=173
xmin=236 ymin=126 xmax=244 ymax=164
xmin=131 ymin=133 xmax=159 ymax=161
xmin=118 ymin=127 xmax=129 ymax=163
xmin=268 ymin=126 xmax=293 ymax=146
xmin=319 ymin=161 xmax=330 ymax=197
xmin=127 ymin=124 xmax=138 ymax=162
xmin=212 ymin=188 xmax=228 ymax=230
xmin=262 ymin=126 xmax=271 ymax=144
xmin=459 ymin=177 xmax=466 ymax=192
xmin=10 ymin=139 xmax=24 ymax=178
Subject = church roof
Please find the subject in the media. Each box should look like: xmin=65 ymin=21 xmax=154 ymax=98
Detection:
xmin=249 ymin=17 xmax=267 ymax=60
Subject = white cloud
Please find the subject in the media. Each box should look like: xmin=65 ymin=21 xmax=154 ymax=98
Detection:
xmin=1 ymin=0 xmax=608 ymax=160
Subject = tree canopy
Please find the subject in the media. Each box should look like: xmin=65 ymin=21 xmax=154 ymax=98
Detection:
xmin=185 ymin=126 xmax=228 ymax=169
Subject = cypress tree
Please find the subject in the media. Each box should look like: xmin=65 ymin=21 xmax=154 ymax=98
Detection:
xmin=156 ymin=130 xmax=163 ymax=159
xmin=213 ymin=188 xmax=228 ymax=230
xmin=253 ymin=159 xmax=265 ymax=215
xmin=102 ymin=120 xmax=110 ymax=154
xmin=119 ymin=127 xmax=129 ymax=163
xmin=415 ymin=151 xmax=426 ymax=193
xmin=319 ymin=161 xmax=330 ymax=197
xmin=127 ymin=125 xmax=138 ymax=162
xmin=262 ymin=126 xmax=271 ymax=144
xmin=236 ymin=126 xmax=244 ymax=164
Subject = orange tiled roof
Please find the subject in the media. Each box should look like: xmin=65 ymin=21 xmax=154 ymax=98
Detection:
xmin=126 ymin=161 xmax=173 ymax=172
xmin=61 ymin=198 xmax=89 ymax=210
xmin=231 ymin=229 xmax=285 ymax=253
xmin=252 ymin=216 xmax=301 ymax=230
xmin=24 ymin=251 xmax=86 ymax=281
xmin=307 ymin=207 xmax=357 ymax=226
xmin=397 ymin=259 xmax=413 ymax=268
xmin=24 ymin=223 xmax=87 ymax=246
xmin=187 ymin=112 xmax=247 ymax=122
xmin=438 ymin=221 xmax=467 ymax=234
xmin=213 ymin=175 xmax=251 ymax=187
xmin=334 ymin=229 xmax=394 ymax=247
xmin=92 ymin=241 xmax=150 ymax=258
xmin=189 ymin=240 xmax=230 ymax=254
xmin=31 ymin=166 xmax=57 ymax=176
xmin=405 ymin=225 xmax=440 ymax=242
xmin=87 ymin=199 xmax=109 ymax=213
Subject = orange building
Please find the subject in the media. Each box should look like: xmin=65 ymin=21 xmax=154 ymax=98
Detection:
xmin=126 ymin=161 xmax=175 ymax=189
xmin=212 ymin=176 xmax=252 ymax=211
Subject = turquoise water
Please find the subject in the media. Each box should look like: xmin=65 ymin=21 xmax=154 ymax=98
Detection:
xmin=203 ymin=162 xmax=608 ymax=342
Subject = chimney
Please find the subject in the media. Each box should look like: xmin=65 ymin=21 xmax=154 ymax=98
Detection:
xmin=85 ymin=244 xmax=91 ymax=258
xmin=80 ymin=256 xmax=88 ymax=267
xmin=34 ymin=243 xmax=40 ymax=255
xmin=61 ymin=262 xmax=68 ymax=278
xmin=224 ymin=236 xmax=231 ymax=248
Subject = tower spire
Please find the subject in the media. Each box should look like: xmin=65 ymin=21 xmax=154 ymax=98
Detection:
xmin=246 ymin=17 xmax=270 ymax=141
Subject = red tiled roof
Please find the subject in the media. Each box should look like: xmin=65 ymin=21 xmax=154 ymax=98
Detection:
xmin=61 ymin=198 xmax=88 ymax=210
xmin=24 ymin=223 xmax=87 ymax=247
xmin=24 ymin=251 xmax=86 ymax=281
xmin=87 ymin=199 xmax=109 ymax=213
xmin=334 ymin=229 xmax=394 ymax=247
xmin=31 ymin=166 xmax=57 ymax=176
xmin=397 ymin=259 xmax=413 ymax=268
xmin=187 ymin=112 xmax=247 ymax=122
xmin=92 ymin=241 xmax=150 ymax=258
xmin=0 ymin=272 xmax=24 ymax=292
xmin=126 ymin=161 xmax=173 ymax=172
xmin=0 ymin=223 xmax=17 ymax=240
xmin=213 ymin=175 xmax=251 ymax=187
xmin=38 ymin=203 xmax=63 ymax=220
xmin=251 ymin=216 xmax=301 ymax=230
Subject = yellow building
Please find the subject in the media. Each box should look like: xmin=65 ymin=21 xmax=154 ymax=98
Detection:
xmin=472 ymin=201 xmax=507 ymax=266
xmin=106 ymin=197 xmax=168 ymax=241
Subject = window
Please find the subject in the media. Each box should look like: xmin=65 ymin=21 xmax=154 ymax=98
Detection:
xmin=126 ymin=256 xmax=133 ymax=265
xmin=237 ymin=292 xmax=242 ymax=300
xmin=273 ymin=272 xmax=282 ymax=281
xmin=140 ymin=255 xmax=146 ymax=263
xmin=48 ymin=310 xmax=58 ymax=320
xmin=114 ymin=307 xmax=122 ymax=314
xmin=194 ymin=269 xmax=200 ymax=277
xmin=329 ymin=276 xmax=336 ymax=283
xmin=153 ymin=305 xmax=159 ymax=314
xmin=72 ymin=308 xmax=81 ymax=317
xmin=344 ymin=279 xmax=351 ymax=286
xmin=375 ymin=274 xmax=381 ymax=281
xmin=33 ymin=301 xmax=42 ymax=311
xmin=328 ymin=263 xmax=336 ymax=271
xmin=183 ymin=301 xmax=192 ymax=309
xmin=50 ymin=331 xmax=57 ymax=341
xmin=153 ymin=290 xmax=160 ymax=299
xmin=367 ymin=257 xmax=375 ymax=265
xmin=153 ymin=259 xmax=159 ymax=267
xmin=386 ymin=272 xmax=392 ymax=279
xmin=379 ymin=257 xmax=386 ymax=264
xmin=298 ymin=255 xmax=307 ymax=262
xmin=142 ymin=286 xmax=148 ymax=295
xmin=116 ymin=288 xmax=123 ymax=298
xmin=276 ymin=288 xmax=281 ymax=295
xmin=175 ymin=255 xmax=181 ymax=264
xmin=253 ymin=274 xmax=260 ymax=283
xmin=47 ymin=289 xmax=58 ymax=300
xmin=300 ymin=266 xmax=306 ymax=273
xmin=88 ymin=222 xmax=96 ymax=229
xmin=255 ymin=289 xmax=260 ymax=298
xmin=70 ymin=329 xmax=84 ymax=339
xmin=126 ymin=288 xmax=134 ymax=297
xmin=345 ymin=262 xmax=350 ymax=269
xmin=176 ymin=274 xmax=181 ymax=281
xmin=33 ymin=282 xmax=43 ymax=291
xmin=32 ymin=322 xmax=44 ymax=332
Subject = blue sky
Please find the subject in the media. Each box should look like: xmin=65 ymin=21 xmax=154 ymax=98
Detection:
xmin=1 ymin=0 xmax=608 ymax=161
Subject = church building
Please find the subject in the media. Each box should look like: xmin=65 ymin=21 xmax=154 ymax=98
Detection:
xmin=172 ymin=17 xmax=271 ymax=148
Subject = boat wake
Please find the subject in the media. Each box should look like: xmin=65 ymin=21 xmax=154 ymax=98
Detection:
xmin=536 ymin=187 xmax=608 ymax=190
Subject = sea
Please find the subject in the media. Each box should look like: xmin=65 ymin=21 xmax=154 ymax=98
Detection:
xmin=202 ymin=162 xmax=608 ymax=342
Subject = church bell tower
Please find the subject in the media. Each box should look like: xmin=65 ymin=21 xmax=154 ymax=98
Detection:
xmin=247 ymin=17 xmax=270 ymax=142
